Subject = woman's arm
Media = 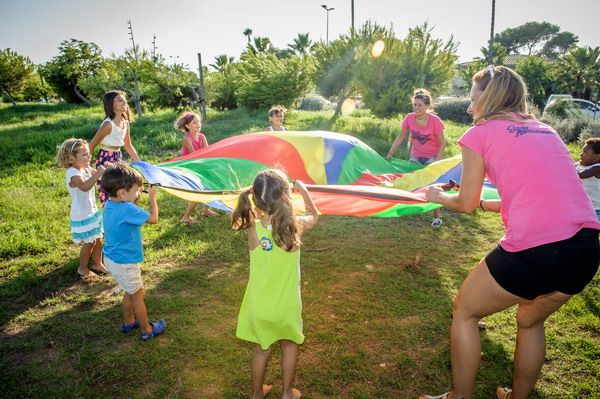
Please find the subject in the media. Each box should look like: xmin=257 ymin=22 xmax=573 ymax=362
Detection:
xmin=294 ymin=180 xmax=318 ymax=230
xmin=89 ymin=122 xmax=112 ymax=156
xmin=123 ymin=125 xmax=140 ymax=162
xmin=435 ymin=130 xmax=446 ymax=160
xmin=387 ymin=127 xmax=409 ymax=160
xmin=425 ymin=146 xmax=485 ymax=213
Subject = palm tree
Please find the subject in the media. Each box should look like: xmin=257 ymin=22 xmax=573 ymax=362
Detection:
xmin=288 ymin=33 xmax=313 ymax=55
xmin=210 ymin=54 xmax=234 ymax=72
xmin=243 ymin=28 xmax=253 ymax=44
xmin=555 ymin=46 xmax=600 ymax=100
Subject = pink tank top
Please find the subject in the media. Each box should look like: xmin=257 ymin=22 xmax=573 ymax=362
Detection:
xmin=181 ymin=133 xmax=207 ymax=156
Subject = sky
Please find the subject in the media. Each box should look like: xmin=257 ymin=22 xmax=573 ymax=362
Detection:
xmin=1 ymin=0 xmax=599 ymax=72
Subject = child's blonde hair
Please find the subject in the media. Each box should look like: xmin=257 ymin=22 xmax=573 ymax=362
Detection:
xmin=232 ymin=169 xmax=299 ymax=251
xmin=175 ymin=111 xmax=201 ymax=132
xmin=57 ymin=138 xmax=88 ymax=168
xmin=268 ymin=105 xmax=287 ymax=117
xmin=471 ymin=65 xmax=533 ymax=125
xmin=103 ymin=90 xmax=133 ymax=122
xmin=413 ymin=88 xmax=434 ymax=112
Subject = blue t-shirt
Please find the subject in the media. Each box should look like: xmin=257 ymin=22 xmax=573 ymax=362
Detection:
xmin=102 ymin=200 xmax=150 ymax=264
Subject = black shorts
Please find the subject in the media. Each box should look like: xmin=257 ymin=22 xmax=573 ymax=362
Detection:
xmin=485 ymin=228 xmax=600 ymax=300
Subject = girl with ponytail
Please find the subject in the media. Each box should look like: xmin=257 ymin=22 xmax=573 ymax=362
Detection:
xmin=232 ymin=169 xmax=318 ymax=399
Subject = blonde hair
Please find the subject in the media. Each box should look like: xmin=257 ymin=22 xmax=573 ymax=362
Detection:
xmin=231 ymin=169 xmax=299 ymax=251
xmin=175 ymin=111 xmax=201 ymax=133
xmin=103 ymin=91 xmax=133 ymax=122
xmin=56 ymin=138 xmax=88 ymax=168
xmin=413 ymin=88 xmax=434 ymax=112
xmin=268 ymin=105 xmax=287 ymax=117
xmin=471 ymin=65 xmax=534 ymax=125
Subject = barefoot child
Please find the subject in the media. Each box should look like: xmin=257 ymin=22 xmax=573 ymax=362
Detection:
xmin=89 ymin=90 xmax=140 ymax=206
xmin=576 ymin=137 xmax=600 ymax=221
xmin=175 ymin=111 xmax=217 ymax=223
xmin=102 ymin=162 xmax=166 ymax=340
xmin=232 ymin=170 xmax=318 ymax=399
xmin=57 ymin=138 xmax=107 ymax=278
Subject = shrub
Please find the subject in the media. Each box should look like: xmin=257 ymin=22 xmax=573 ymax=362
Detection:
xmin=435 ymin=98 xmax=472 ymax=124
xmin=541 ymin=115 xmax=590 ymax=142
xmin=578 ymin=120 xmax=600 ymax=142
xmin=297 ymin=93 xmax=332 ymax=111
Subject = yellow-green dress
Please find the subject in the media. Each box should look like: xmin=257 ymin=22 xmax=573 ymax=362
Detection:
xmin=236 ymin=222 xmax=304 ymax=350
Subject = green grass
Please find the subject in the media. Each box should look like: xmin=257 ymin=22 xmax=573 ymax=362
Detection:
xmin=0 ymin=103 xmax=598 ymax=398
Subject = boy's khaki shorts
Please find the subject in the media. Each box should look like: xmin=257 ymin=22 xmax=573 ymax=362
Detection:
xmin=104 ymin=256 xmax=144 ymax=294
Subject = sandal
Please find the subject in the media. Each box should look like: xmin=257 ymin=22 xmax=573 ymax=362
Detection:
xmin=180 ymin=218 xmax=198 ymax=225
xmin=201 ymin=209 xmax=218 ymax=217
xmin=496 ymin=387 xmax=512 ymax=399
xmin=90 ymin=265 xmax=108 ymax=275
xmin=120 ymin=320 xmax=140 ymax=333
xmin=77 ymin=269 xmax=98 ymax=278
xmin=420 ymin=393 xmax=449 ymax=399
xmin=419 ymin=392 xmax=450 ymax=399
xmin=140 ymin=319 xmax=166 ymax=341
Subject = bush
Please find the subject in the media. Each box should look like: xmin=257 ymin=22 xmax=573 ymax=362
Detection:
xmin=578 ymin=121 xmax=600 ymax=142
xmin=541 ymin=115 xmax=591 ymax=142
xmin=297 ymin=93 xmax=332 ymax=111
xmin=435 ymin=98 xmax=472 ymax=124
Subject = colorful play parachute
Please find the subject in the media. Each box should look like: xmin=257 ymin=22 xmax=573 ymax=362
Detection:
xmin=133 ymin=131 xmax=498 ymax=217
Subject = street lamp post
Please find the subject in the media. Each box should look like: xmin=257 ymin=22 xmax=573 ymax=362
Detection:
xmin=321 ymin=4 xmax=335 ymax=43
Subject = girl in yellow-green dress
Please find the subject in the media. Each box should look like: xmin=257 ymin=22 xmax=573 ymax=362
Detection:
xmin=232 ymin=169 xmax=318 ymax=399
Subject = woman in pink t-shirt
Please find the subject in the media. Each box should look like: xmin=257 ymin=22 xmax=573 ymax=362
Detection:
xmin=420 ymin=66 xmax=600 ymax=399
xmin=387 ymin=89 xmax=446 ymax=227
xmin=175 ymin=112 xmax=218 ymax=223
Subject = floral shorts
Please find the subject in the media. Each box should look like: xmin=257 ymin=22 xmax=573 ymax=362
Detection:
xmin=96 ymin=149 xmax=122 ymax=206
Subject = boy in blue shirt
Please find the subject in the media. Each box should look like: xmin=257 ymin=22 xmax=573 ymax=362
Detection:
xmin=102 ymin=162 xmax=166 ymax=340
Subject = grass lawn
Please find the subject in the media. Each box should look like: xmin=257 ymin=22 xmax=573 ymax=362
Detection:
xmin=0 ymin=103 xmax=598 ymax=399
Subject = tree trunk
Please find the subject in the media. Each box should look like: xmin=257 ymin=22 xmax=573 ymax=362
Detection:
xmin=72 ymin=81 xmax=92 ymax=105
xmin=334 ymin=88 xmax=350 ymax=117
xmin=0 ymin=84 xmax=16 ymax=106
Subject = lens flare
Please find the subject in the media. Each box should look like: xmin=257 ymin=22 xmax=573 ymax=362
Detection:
xmin=371 ymin=40 xmax=385 ymax=58
xmin=341 ymin=98 xmax=356 ymax=115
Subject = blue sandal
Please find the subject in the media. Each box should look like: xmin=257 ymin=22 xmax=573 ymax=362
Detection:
xmin=140 ymin=319 xmax=166 ymax=341
xmin=120 ymin=321 xmax=140 ymax=333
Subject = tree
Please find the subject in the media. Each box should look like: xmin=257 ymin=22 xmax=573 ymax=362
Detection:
xmin=210 ymin=54 xmax=235 ymax=72
xmin=313 ymin=21 xmax=395 ymax=116
xmin=0 ymin=48 xmax=34 ymax=105
xmin=540 ymin=31 xmax=579 ymax=59
xmin=353 ymin=22 xmax=458 ymax=117
xmin=235 ymin=54 xmax=314 ymax=109
xmin=515 ymin=56 xmax=554 ymax=108
xmin=554 ymin=46 xmax=600 ymax=101
xmin=243 ymin=28 xmax=253 ymax=44
xmin=42 ymin=39 xmax=104 ymax=103
xmin=288 ymin=33 xmax=313 ymax=55
xmin=495 ymin=22 xmax=560 ymax=55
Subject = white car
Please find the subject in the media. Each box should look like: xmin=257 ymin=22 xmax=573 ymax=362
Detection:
xmin=543 ymin=95 xmax=600 ymax=120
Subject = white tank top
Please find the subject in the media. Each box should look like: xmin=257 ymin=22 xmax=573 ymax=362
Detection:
xmin=268 ymin=125 xmax=287 ymax=132
xmin=100 ymin=118 xmax=128 ymax=147
xmin=578 ymin=162 xmax=600 ymax=209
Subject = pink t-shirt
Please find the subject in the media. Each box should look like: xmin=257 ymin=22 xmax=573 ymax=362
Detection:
xmin=459 ymin=118 xmax=600 ymax=252
xmin=401 ymin=113 xmax=445 ymax=158
xmin=181 ymin=132 xmax=207 ymax=156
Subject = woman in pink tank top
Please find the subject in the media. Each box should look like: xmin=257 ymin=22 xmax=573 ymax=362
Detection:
xmin=419 ymin=66 xmax=600 ymax=399
xmin=175 ymin=112 xmax=217 ymax=223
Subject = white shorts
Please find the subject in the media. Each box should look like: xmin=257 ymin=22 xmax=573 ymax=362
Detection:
xmin=104 ymin=256 xmax=143 ymax=294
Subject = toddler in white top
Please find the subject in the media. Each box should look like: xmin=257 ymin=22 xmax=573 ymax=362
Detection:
xmin=57 ymin=138 xmax=108 ymax=277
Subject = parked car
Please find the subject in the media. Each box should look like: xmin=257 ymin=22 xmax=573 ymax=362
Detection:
xmin=543 ymin=95 xmax=600 ymax=120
